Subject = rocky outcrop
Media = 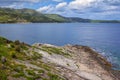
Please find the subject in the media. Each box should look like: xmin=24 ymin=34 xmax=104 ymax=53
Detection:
xmin=0 ymin=36 xmax=119 ymax=80
xmin=32 ymin=43 xmax=120 ymax=80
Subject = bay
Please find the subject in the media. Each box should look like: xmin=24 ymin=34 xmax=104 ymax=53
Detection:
xmin=0 ymin=23 xmax=120 ymax=69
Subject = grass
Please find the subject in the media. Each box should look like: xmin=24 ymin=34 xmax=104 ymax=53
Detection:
xmin=0 ymin=70 xmax=7 ymax=80
xmin=40 ymin=46 xmax=70 ymax=57
xmin=10 ymin=63 xmax=26 ymax=72
xmin=26 ymin=69 xmax=35 ymax=76
xmin=0 ymin=45 xmax=10 ymax=57
xmin=0 ymin=36 xmax=65 ymax=80
xmin=0 ymin=37 xmax=10 ymax=45
xmin=32 ymin=52 xmax=42 ymax=60
xmin=12 ymin=72 xmax=25 ymax=78
xmin=38 ymin=69 xmax=45 ymax=74
xmin=26 ymin=69 xmax=41 ymax=80
xmin=31 ymin=61 xmax=51 ymax=71
xmin=0 ymin=36 xmax=31 ymax=62
xmin=26 ymin=76 xmax=41 ymax=80
xmin=0 ymin=37 xmax=30 ymax=79
xmin=48 ymin=72 xmax=64 ymax=80
xmin=30 ymin=61 xmax=64 ymax=80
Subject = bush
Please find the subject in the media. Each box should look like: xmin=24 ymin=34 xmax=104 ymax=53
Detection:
xmin=14 ymin=40 xmax=20 ymax=45
xmin=15 ymin=46 xmax=21 ymax=52
xmin=6 ymin=40 xmax=12 ymax=44
xmin=11 ymin=53 xmax=17 ymax=58
xmin=10 ymin=44 xmax=15 ymax=48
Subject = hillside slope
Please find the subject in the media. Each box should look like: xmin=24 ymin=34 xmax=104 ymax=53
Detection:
xmin=0 ymin=8 xmax=56 ymax=23
xmin=44 ymin=14 xmax=68 ymax=22
xmin=0 ymin=36 xmax=120 ymax=80
xmin=0 ymin=8 xmax=119 ymax=23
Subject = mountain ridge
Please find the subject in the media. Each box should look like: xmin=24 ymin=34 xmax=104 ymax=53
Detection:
xmin=0 ymin=7 xmax=120 ymax=23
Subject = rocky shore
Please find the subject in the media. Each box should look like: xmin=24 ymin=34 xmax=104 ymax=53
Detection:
xmin=0 ymin=37 xmax=120 ymax=80
xmin=32 ymin=43 xmax=120 ymax=80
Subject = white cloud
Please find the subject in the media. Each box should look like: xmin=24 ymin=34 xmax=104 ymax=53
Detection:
xmin=27 ymin=0 xmax=41 ymax=3
xmin=68 ymin=0 xmax=96 ymax=10
xmin=0 ymin=0 xmax=120 ymax=19
xmin=56 ymin=2 xmax=67 ymax=9
xmin=0 ymin=0 xmax=42 ymax=8
xmin=52 ymin=0 xmax=63 ymax=2
xmin=2 ymin=3 xmax=24 ymax=8
xmin=37 ymin=5 xmax=52 ymax=12
xmin=0 ymin=0 xmax=41 ymax=3
xmin=19 ymin=0 xmax=40 ymax=3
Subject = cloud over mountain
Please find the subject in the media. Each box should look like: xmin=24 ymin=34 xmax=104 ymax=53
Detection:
xmin=0 ymin=0 xmax=120 ymax=20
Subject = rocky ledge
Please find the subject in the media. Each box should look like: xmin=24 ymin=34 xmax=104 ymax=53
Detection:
xmin=0 ymin=37 xmax=120 ymax=80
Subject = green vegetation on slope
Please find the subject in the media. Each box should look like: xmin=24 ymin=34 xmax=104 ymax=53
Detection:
xmin=40 ymin=45 xmax=71 ymax=57
xmin=0 ymin=36 xmax=64 ymax=80
xmin=91 ymin=20 xmax=120 ymax=23
xmin=0 ymin=8 xmax=56 ymax=23
xmin=0 ymin=7 xmax=119 ymax=23
xmin=44 ymin=14 xmax=68 ymax=22
xmin=0 ymin=7 xmax=68 ymax=23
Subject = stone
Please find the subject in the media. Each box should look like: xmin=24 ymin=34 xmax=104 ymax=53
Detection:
xmin=1 ymin=56 xmax=7 ymax=63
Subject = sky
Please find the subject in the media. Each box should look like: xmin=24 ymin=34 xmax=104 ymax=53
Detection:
xmin=0 ymin=0 xmax=120 ymax=20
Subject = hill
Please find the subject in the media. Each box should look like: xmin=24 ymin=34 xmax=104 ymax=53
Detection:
xmin=0 ymin=7 xmax=120 ymax=23
xmin=44 ymin=14 xmax=69 ymax=22
xmin=0 ymin=8 xmax=56 ymax=23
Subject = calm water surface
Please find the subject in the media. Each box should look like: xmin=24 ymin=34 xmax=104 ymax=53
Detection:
xmin=0 ymin=23 xmax=120 ymax=69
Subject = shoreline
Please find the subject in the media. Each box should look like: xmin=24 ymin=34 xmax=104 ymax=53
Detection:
xmin=0 ymin=36 xmax=120 ymax=80
xmin=0 ymin=22 xmax=120 ymax=24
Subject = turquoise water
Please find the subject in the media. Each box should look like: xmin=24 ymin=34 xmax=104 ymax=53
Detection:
xmin=0 ymin=23 xmax=120 ymax=69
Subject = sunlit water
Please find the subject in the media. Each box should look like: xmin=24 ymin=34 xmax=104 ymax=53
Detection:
xmin=0 ymin=23 xmax=120 ymax=70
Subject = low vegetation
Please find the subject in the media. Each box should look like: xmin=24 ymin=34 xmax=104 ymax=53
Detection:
xmin=40 ymin=46 xmax=71 ymax=57
xmin=1 ymin=36 xmax=119 ymax=80
xmin=0 ymin=36 xmax=65 ymax=80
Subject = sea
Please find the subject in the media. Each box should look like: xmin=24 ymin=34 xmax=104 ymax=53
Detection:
xmin=0 ymin=23 xmax=120 ymax=70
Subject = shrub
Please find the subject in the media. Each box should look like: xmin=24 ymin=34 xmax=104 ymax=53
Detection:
xmin=14 ymin=40 xmax=20 ymax=45
xmin=11 ymin=53 xmax=17 ymax=58
xmin=6 ymin=40 xmax=12 ymax=43
xmin=10 ymin=44 xmax=15 ymax=48
xmin=15 ymin=46 xmax=21 ymax=52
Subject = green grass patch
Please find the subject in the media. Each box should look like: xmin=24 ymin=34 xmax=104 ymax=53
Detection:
xmin=38 ymin=69 xmax=45 ymax=74
xmin=40 ymin=46 xmax=70 ymax=56
xmin=26 ymin=70 xmax=41 ymax=80
xmin=31 ymin=61 xmax=51 ymax=71
xmin=32 ymin=52 xmax=42 ymax=60
xmin=12 ymin=64 xmax=26 ymax=72
xmin=26 ymin=69 xmax=35 ymax=76
xmin=48 ymin=72 xmax=64 ymax=80
xmin=12 ymin=72 xmax=25 ymax=78
xmin=0 ymin=70 xmax=7 ymax=80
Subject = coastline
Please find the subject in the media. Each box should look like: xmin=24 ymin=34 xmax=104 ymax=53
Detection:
xmin=0 ymin=36 xmax=120 ymax=80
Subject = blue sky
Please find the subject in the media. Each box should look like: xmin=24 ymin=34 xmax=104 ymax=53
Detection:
xmin=0 ymin=0 xmax=120 ymax=20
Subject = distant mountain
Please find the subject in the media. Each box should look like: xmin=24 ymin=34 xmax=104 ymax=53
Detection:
xmin=0 ymin=7 xmax=120 ymax=23
xmin=44 ymin=14 xmax=69 ymax=22
xmin=67 ymin=17 xmax=91 ymax=22
xmin=0 ymin=8 xmax=56 ymax=23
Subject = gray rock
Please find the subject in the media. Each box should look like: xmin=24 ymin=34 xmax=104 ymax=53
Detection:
xmin=1 ymin=56 xmax=7 ymax=63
